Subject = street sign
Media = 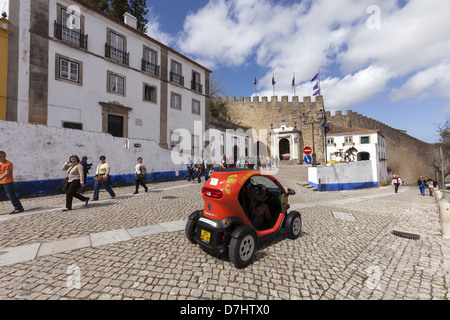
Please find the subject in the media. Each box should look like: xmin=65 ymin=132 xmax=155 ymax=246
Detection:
xmin=304 ymin=155 xmax=312 ymax=164
xmin=304 ymin=146 xmax=312 ymax=155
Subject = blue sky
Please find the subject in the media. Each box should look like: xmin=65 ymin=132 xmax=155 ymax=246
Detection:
xmin=144 ymin=0 xmax=450 ymax=143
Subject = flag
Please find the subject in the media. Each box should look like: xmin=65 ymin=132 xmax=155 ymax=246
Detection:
xmin=313 ymin=81 xmax=319 ymax=90
xmin=253 ymin=77 xmax=257 ymax=85
xmin=272 ymin=75 xmax=276 ymax=86
xmin=292 ymin=76 xmax=295 ymax=88
xmin=311 ymin=73 xmax=319 ymax=82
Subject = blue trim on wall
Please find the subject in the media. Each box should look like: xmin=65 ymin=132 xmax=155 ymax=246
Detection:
xmin=0 ymin=170 xmax=194 ymax=200
xmin=309 ymin=181 xmax=378 ymax=192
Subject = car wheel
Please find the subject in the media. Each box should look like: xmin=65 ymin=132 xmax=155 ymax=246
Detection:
xmin=286 ymin=211 xmax=302 ymax=239
xmin=229 ymin=230 xmax=256 ymax=268
xmin=185 ymin=219 xmax=197 ymax=244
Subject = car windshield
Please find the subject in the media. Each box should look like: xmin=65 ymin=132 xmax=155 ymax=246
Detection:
xmin=249 ymin=176 xmax=279 ymax=189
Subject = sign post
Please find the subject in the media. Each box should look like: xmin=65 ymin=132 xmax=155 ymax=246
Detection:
xmin=442 ymin=147 xmax=446 ymax=200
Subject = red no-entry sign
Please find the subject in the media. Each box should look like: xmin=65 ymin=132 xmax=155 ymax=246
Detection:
xmin=304 ymin=146 xmax=312 ymax=155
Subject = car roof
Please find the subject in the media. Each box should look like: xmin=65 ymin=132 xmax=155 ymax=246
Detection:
xmin=214 ymin=168 xmax=258 ymax=173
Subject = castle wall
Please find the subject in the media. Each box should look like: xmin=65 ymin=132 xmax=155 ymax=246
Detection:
xmin=224 ymin=96 xmax=440 ymax=185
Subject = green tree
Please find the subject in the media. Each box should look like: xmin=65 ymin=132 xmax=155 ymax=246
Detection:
xmin=85 ymin=0 xmax=109 ymax=12
xmin=108 ymin=0 xmax=129 ymax=22
xmin=432 ymin=116 xmax=450 ymax=182
xmin=209 ymin=75 xmax=229 ymax=119
xmin=128 ymin=0 xmax=149 ymax=33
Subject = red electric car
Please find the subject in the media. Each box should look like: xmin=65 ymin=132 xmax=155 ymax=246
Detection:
xmin=185 ymin=168 xmax=302 ymax=268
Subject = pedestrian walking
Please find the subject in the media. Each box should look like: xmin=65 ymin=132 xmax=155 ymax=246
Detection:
xmin=61 ymin=155 xmax=89 ymax=211
xmin=392 ymin=174 xmax=402 ymax=193
xmin=186 ymin=157 xmax=194 ymax=181
xmin=79 ymin=156 xmax=92 ymax=194
xmin=93 ymin=155 xmax=116 ymax=200
xmin=133 ymin=157 xmax=148 ymax=194
xmin=196 ymin=157 xmax=204 ymax=183
xmin=427 ymin=179 xmax=435 ymax=196
xmin=417 ymin=176 xmax=425 ymax=196
xmin=0 ymin=151 xmax=24 ymax=214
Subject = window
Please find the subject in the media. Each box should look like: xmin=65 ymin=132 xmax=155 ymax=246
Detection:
xmin=108 ymin=73 xmax=125 ymax=95
xmin=108 ymin=114 xmax=124 ymax=137
xmin=171 ymin=131 xmax=180 ymax=150
xmin=170 ymin=61 xmax=184 ymax=85
xmin=192 ymin=71 xmax=202 ymax=93
xmin=344 ymin=136 xmax=353 ymax=144
xmin=63 ymin=121 xmax=82 ymax=130
xmin=58 ymin=57 xmax=79 ymax=83
xmin=192 ymin=135 xmax=200 ymax=157
xmin=171 ymin=93 xmax=182 ymax=109
xmin=106 ymin=30 xmax=128 ymax=65
xmin=327 ymin=138 xmax=335 ymax=145
xmin=361 ymin=136 xmax=370 ymax=144
xmin=142 ymin=48 xmax=159 ymax=76
xmin=192 ymin=99 xmax=200 ymax=114
xmin=143 ymin=84 xmax=157 ymax=103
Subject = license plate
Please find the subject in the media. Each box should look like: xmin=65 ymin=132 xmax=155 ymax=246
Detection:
xmin=200 ymin=229 xmax=211 ymax=243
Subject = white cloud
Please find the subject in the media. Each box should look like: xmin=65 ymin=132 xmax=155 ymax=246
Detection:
xmin=175 ymin=0 xmax=450 ymax=111
xmin=390 ymin=60 xmax=450 ymax=111
xmin=145 ymin=6 xmax=175 ymax=46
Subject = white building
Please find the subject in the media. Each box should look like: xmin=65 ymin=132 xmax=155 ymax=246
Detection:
xmin=324 ymin=127 xmax=390 ymax=186
xmin=5 ymin=0 xmax=211 ymax=149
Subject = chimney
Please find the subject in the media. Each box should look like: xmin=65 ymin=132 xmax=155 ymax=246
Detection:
xmin=123 ymin=12 xmax=137 ymax=29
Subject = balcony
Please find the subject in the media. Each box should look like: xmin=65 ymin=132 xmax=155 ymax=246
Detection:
xmin=170 ymin=72 xmax=184 ymax=86
xmin=191 ymin=81 xmax=203 ymax=94
xmin=54 ymin=21 xmax=88 ymax=49
xmin=141 ymin=59 xmax=160 ymax=77
xmin=105 ymin=43 xmax=129 ymax=66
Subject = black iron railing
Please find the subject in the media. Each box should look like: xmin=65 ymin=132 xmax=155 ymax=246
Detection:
xmin=54 ymin=21 xmax=88 ymax=49
xmin=170 ymin=72 xmax=184 ymax=86
xmin=191 ymin=81 xmax=203 ymax=93
xmin=141 ymin=59 xmax=160 ymax=77
xmin=105 ymin=43 xmax=129 ymax=66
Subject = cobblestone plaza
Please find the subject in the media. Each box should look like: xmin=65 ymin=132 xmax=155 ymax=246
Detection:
xmin=0 ymin=166 xmax=448 ymax=301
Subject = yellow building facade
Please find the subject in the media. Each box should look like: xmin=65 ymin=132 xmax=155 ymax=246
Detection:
xmin=0 ymin=18 xmax=11 ymax=120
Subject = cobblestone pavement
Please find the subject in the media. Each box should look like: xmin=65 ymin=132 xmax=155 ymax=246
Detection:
xmin=0 ymin=165 xmax=448 ymax=300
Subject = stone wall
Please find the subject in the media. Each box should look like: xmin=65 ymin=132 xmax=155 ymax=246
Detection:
xmin=224 ymin=96 xmax=440 ymax=186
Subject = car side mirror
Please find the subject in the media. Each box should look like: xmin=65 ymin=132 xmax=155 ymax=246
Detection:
xmin=287 ymin=188 xmax=296 ymax=196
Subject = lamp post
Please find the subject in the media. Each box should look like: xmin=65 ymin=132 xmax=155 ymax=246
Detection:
xmin=301 ymin=109 xmax=325 ymax=167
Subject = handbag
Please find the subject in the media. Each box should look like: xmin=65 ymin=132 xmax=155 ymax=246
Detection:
xmin=62 ymin=177 xmax=69 ymax=193
xmin=136 ymin=165 xmax=147 ymax=180
xmin=97 ymin=174 xmax=108 ymax=183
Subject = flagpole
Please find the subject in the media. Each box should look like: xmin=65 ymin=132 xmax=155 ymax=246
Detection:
xmin=254 ymin=76 xmax=257 ymax=97
xmin=293 ymin=72 xmax=296 ymax=97
xmin=272 ymin=74 xmax=276 ymax=96
xmin=318 ymin=69 xmax=321 ymax=95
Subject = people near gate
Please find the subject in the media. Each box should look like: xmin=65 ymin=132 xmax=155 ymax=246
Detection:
xmin=220 ymin=154 xmax=227 ymax=169
xmin=134 ymin=157 xmax=148 ymax=194
xmin=0 ymin=151 xmax=25 ymax=214
xmin=186 ymin=157 xmax=194 ymax=181
xmin=417 ymin=176 xmax=425 ymax=196
xmin=392 ymin=174 xmax=402 ymax=193
xmin=195 ymin=157 xmax=204 ymax=183
xmin=427 ymin=178 xmax=435 ymax=197
xmin=61 ymin=155 xmax=90 ymax=211
xmin=93 ymin=155 xmax=116 ymax=201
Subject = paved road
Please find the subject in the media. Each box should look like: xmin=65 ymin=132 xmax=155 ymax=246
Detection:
xmin=0 ymin=165 xmax=448 ymax=300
